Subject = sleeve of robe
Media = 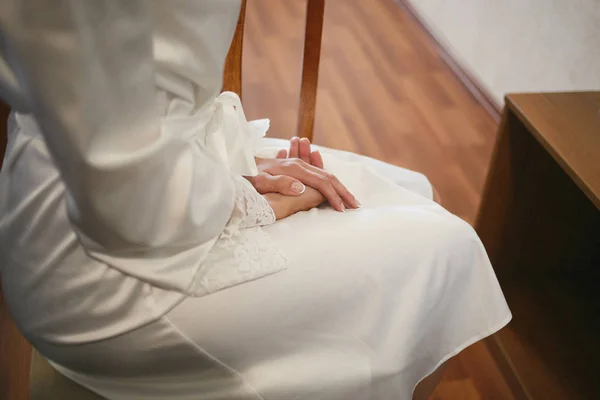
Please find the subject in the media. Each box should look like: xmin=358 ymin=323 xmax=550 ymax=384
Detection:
xmin=0 ymin=0 xmax=280 ymax=293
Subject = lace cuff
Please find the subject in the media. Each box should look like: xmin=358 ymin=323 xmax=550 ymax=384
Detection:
xmin=187 ymin=176 xmax=286 ymax=297
xmin=228 ymin=175 xmax=276 ymax=229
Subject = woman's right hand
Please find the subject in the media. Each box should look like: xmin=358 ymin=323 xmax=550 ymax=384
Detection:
xmin=264 ymin=187 xmax=326 ymax=220
xmin=276 ymin=136 xmax=324 ymax=169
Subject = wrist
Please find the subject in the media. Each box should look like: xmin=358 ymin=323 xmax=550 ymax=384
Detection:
xmin=264 ymin=193 xmax=288 ymax=220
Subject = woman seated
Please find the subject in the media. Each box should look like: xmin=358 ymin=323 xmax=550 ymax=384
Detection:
xmin=0 ymin=1 xmax=510 ymax=399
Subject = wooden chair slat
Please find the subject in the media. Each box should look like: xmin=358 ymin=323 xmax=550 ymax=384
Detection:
xmin=222 ymin=0 xmax=247 ymax=99
xmin=296 ymin=0 xmax=325 ymax=141
xmin=222 ymin=0 xmax=325 ymax=141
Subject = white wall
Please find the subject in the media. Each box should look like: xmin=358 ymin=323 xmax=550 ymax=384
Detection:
xmin=408 ymin=0 xmax=600 ymax=105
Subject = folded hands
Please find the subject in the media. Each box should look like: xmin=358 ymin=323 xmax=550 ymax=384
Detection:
xmin=244 ymin=137 xmax=360 ymax=220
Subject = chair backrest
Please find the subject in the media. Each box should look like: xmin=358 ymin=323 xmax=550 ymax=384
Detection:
xmin=223 ymin=0 xmax=325 ymax=142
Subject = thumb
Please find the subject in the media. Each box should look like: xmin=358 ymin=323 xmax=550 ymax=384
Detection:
xmin=255 ymin=174 xmax=305 ymax=196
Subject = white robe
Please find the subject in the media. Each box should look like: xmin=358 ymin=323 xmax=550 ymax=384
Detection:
xmin=0 ymin=1 xmax=511 ymax=399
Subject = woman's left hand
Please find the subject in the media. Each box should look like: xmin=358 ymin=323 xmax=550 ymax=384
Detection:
xmin=245 ymin=137 xmax=360 ymax=212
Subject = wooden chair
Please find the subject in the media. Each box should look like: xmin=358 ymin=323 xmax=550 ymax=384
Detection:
xmin=223 ymin=0 xmax=324 ymax=142
xmin=0 ymin=1 xmax=325 ymax=399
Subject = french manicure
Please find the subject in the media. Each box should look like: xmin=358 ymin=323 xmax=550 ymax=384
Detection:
xmin=292 ymin=182 xmax=306 ymax=194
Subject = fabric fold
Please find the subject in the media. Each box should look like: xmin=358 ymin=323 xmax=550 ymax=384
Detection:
xmin=205 ymin=91 xmax=270 ymax=177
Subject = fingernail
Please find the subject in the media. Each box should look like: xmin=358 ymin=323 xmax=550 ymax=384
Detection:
xmin=355 ymin=200 xmax=362 ymax=208
xmin=292 ymin=182 xmax=305 ymax=194
xmin=340 ymin=203 xmax=346 ymax=212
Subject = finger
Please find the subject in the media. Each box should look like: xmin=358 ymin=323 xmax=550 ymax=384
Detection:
xmin=276 ymin=149 xmax=288 ymax=159
xmin=286 ymin=165 xmax=345 ymax=212
xmin=289 ymin=137 xmax=300 ymax=159
xmin=296 ymin=187 xmax=327 ymax=212
xmin=305 ymin=171 xmax=346 ymax=212
xmin=310 ymin=150 xmax=324 ymax=169
xmin=272 ymin=175 xmax=306 ymax=195
xmin=263 ymin=159 xmax=358 ymax=211
xmin=299 ymin=137 xmax=311 ymax=164
xmin=253 ymin=173 xmax=305 ymax=196
xmin=302 ymin=162 xmax=360 ymax=209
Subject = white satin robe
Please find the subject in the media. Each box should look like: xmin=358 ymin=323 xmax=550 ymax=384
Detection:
xmin=0 ymin=1 xmax=511 ymax=399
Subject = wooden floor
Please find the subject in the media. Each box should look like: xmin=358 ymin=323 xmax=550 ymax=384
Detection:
xmin=0 ymin=1 xmax=516 ymax=399
xmin=243 ymin=0 xmax=514 ymax=399
xmin=243 ymin=0 xmax=499 ymax=224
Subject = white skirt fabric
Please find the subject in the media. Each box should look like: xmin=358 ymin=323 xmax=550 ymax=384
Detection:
xmin=48 ymin=138 xmax=511 ymax=400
